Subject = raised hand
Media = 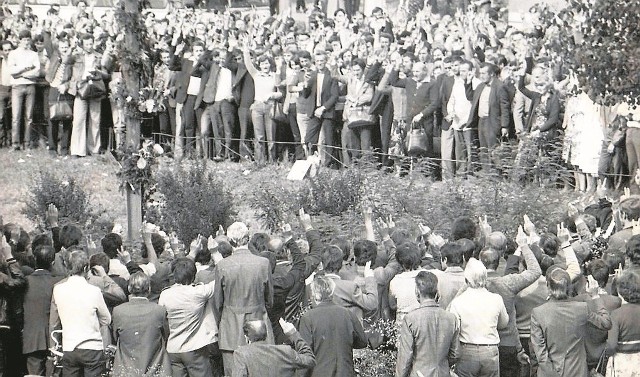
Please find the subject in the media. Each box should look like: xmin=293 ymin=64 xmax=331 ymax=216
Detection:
xmin=118 ymin=247 xmax=131 ymax=264
xmin=216 ymin=225 xmax=225 ymax=237
xmin=375 ymin=217 xmax=390 ymax=239
xmin=86 ymin=235 xmax=97 ymax=254
xmin=363 ymin=261 xmax=374 ymax=278
xmin=516 ymin=225 xmax=528 ymax=247
xmin=633 ymin=219 xmax=640 ymax=236
xmin=91 ymin=265 xmax=107 ymax=277
xmin=478 ymin=215 xmax=492 ymax=236
xmin=207 ymin=235 xmax=218 ymax=251
xmin=298 ymin=208 xmax=312 ymax=231
xmin=523 ymin=214 xmax=536 ymax=235
xmin=557 ymin=223 xmax=571 ymax=244
xmin=418 ymin=223 xmax=432 ymax=237
xmin=46 ymin=203 xmax=59 ymax=228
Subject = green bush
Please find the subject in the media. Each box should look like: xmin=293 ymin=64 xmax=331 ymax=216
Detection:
xmin=248 ymin=182 xmax=299 ymax=233
xmin=151 ymin=161 xmax=235 ymax=244
xmin=23 ymin=170 xmax=93 ymax=230
xmin=299 ymin=168 xmax=364 ymax=216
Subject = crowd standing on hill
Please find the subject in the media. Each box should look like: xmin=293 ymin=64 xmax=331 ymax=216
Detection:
xmin=0 ymin=0 xmax=639 ymax=186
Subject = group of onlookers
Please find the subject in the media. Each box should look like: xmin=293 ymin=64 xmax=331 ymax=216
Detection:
xmin=3 ymin=181 xmax=640 ymax=377
xmin=0 ymin=0 xmax=636 ymax=187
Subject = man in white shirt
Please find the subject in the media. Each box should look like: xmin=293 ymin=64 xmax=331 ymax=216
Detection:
xmin=446 ymin=60 xmax=475 ymax=176
xmin=449 ymin=258 xmax=509 ymax=377
xmin=7 ymin=30 xmax=40 ymax=150
xmin=50 ymin=251 xmax=111 ymax=377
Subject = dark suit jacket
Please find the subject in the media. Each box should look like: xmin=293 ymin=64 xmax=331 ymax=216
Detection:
xmin=439 ymin=74 xmax=455 ymax=131
xmin=531 ymin=299 xmax=612 ymax=377
xmin=226 ymin=60 xmax=254 ymax=108
xmin=299 ymin=302 xmax=367 ymax=377
xmin=388 ymin=71 xmax=440 ymax=125
xmin=232 ymin=331 xmax=315 ymax=377
xmin=173 ymin=56 xmax=209 ymax=105
xmin=23 ymin=269 xmax=65 ymax=354
xmin=213 ymin=248 xmax=274 ymax=351
xmin=467 ymin=78 xmax=511 ymax=132
xmin=300 ymin=68 xmax=339 ymax=119
xmin=396 ymin=300 xmax=460 ymax=377
xmin=112 ymin=297 xmax=171 ymax=377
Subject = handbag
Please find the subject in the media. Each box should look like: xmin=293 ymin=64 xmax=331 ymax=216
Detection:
xmin=271 ymin=101 xmax=288 ymax=125
xmin=346 ymin=105 xmax=375 ymax=129
xmin=50 ymin=94 xmax=73 ymax=121
xmin=77 ymin=78 xmax=106 ymax=100
xmin=405 ymin=122 xmax=429 ymax=156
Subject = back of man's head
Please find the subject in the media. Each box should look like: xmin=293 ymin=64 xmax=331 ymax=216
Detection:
xmin=89 ymin=252 xmax=110 ymax=273
xmin=33 ymin=245 xmax=55 ymax=270
xmin=69 ymin=250 xmax=89 ymax=276
xmin=243 ymin=319 xmax=268 ymax=342
xmin=441 ymin=242 xmax=464 ymax=267
xmin=451 ymin=217 xmax=477 ymax=241
xmin=415 ymin=271 xmax=438 ymax=299
xmin=101 ymin=233 xmax=122 ymax=259
xmin=353 ymin=239 xmax=377 ymax=266
xmin=479 ymin=248 xmax=500 ymax=270
xmin=311 ymin=273 xmax=336 ymax=303
xmin=248 ymin=233 xmax=270 ymax=255
xmin=128 ymin=271 xmax=150 ymax=297
xmin=60 ymin=225 xmax=82 ymax=249
xmin=172 ymin=257 xmax=196 ymax=285
xmin=322 ymin=246 xmax=344 ymax=273
xmin=547 ymin=268 xmax=571 ymax=300
xmin=227 ymin=222 xmax=249 ymax=247
xmin=486 ymin=232 xmax=507 ymax=254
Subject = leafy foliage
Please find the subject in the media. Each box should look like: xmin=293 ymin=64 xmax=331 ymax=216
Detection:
xmin=299 ymin=168 xmax=364 ymax=216
xmin=150 ymin=161 xmax=236 ymax=244
xmin=548 ymin=0 xmax=640 ymax=105
xmin=354 ymin=318 xmax=399 ymax=377
xmin=23 ymin=170 xmax=94 ymax=230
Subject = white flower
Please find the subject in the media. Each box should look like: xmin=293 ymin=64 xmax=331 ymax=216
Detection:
xmin=137 ymin=157 xmax=148 ymax=169
xmin=126 ymin=96 xmax=132 ymax=102
xmin=153 ymin=144 xmax=164 ymax=155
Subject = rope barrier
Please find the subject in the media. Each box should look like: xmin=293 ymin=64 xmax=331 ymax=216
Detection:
xmin=149 ymin=131 xmax=630 ymax=178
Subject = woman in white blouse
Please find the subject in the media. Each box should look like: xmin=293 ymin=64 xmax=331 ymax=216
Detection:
xmin=242 ymin=43 xmax=282 ymax=163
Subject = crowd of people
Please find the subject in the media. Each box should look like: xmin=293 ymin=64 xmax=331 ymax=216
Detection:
xmin=2 ymin=179 xmax=640 ymax=377
xmin=0 ymin=0 xmax=638 ymax=183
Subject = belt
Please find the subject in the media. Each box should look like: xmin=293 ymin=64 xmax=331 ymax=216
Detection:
xmin=461 ymin=342 xmax=498 ymax=347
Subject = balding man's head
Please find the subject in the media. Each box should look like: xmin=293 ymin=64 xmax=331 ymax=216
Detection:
xmin=486 ymin=232 xmax=507 ymax=254
xmin=479 ymin=248 xmax=500 ymax=271
xmin=243 ymin=319 xmax=268 ymax=342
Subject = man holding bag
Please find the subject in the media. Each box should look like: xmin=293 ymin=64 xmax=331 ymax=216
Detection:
xmin=45 ymin=38 xmax=74 ymax=156
xmin=68 ymin=33 xmax=108 ymax=157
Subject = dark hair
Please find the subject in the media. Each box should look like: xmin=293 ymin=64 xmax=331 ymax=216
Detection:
xmin=249 ymin=233 xmax=270 ymax=255
xmin=59 ymin=225 xmax=82 ymax=249
xmin=626 ymin=235 xmax=640 ymax=266
xmin=415 ymin=271 xmax=438 ymax=299
xmin=33 ymin=245 xmax=55 ymax=270
xmin=451 ymin=217 xmax=476 ymax=241
xmin=101 ymin=233 xmax=122 ymax=259
xmin=353 ymin=239 xmax=376 ymax=266
xmin=351 ymin=58 xmax=366 ymax=71
xmin=540 ymin=254 xmax=555 ymax=275
xmin=547 ymin=268 xmax=571 ymax=300
xmin=616 ymin=269 xmax=640 ymax=304
xmin=217 ymin=240 xmax=233 ymax=258
xmin=457 ymin=238 xmax=476 ymax=263
xmin=588 ymin=259 xmax=610 ymax=288
xmin=330 ymin=237 xmax=351 ymax=261
xmin=172 ymin=257 xmax=197 ymax=285
xmin=539 ymin=233 xmax=560 ymax=257
xmin=396 ymin=242 xmax=420 ymax=271
xmin=441 ymin=242 xmax=464 ymax=266
xmin=322 ymin=246 xmax=344 ymax=273
xmin=89 ymin=252 xmax=110 ymax=273
xmin=603 ymin=252 xmax=625 ymax=274
xmin=141 ymin=233 xmax=165 ymax=258
xmin=480 ymin=62 xmax=498 ymax=76
xmin=32 ymin=233 xmax=53 ymax=252
xmin=195 ymin=247 xmax=211 ymax=265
